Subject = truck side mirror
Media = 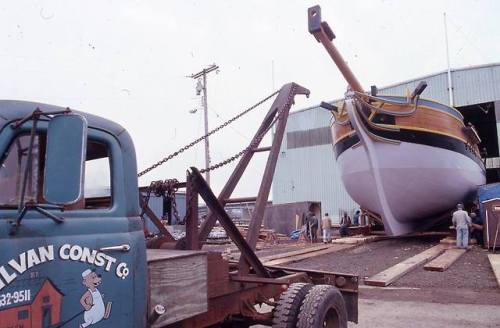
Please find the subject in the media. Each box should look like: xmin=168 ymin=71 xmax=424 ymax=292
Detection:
xmin=44 ymin=114 xmax=88 ymax=205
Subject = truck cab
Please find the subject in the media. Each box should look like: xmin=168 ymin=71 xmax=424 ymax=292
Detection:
xmin=0 ymin=100 xmax=147 ymax=327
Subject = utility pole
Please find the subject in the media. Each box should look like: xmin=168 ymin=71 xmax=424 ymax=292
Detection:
xmin=189 ymin=64 xmax=219 ymax=186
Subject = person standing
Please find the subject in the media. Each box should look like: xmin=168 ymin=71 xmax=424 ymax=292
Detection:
xmin=303 ymin=212 xmax=311 ymax=240
xmin=470 ymin=212 xmax=484 ymax=247
xmin=452 ymin=203 xmax=472 ymax=249
xmin=339 ymin=212 xmax=351 ymax=237
xmin=353 ymin=210 xmax=360 ymax=226
xmin=309 ymin=213 xmax=319 ymax=243
xmin=322 ymin=213 xmax=332 ymax=243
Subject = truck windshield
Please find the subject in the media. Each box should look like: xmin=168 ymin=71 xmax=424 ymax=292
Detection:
xmin=0 ymin=133 xmax=112 ymax=210
xmin=0 ymin=134 xmax=40 ymax=207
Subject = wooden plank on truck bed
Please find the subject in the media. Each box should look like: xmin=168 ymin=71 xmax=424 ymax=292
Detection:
xmin=263 ymin=244 xmax=355 ymax=266
xmin=365 ymin=244 xmax=446 ymax=287
xmin=424 ymin=248 xmax=467 ymax=272
xmin=488 ymin=254 xmax=500 ymax=288
xmin=147 ymin=249 xmax=208 ymax=327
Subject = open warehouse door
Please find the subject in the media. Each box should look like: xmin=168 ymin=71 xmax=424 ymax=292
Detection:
xmin=457 ymin=101 xmax=500 ymax=183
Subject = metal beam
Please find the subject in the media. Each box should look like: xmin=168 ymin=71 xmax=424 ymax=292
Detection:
xmin=139 ymin=195 xmax=176 ymax=242
xmin=224 ymin=196 xmax=258 ymax=204
xmin=197 ymin=95 xmax=279 ymax=244
xmin=253 ymin=146 xmax=271 ymax=153
xmin=190 ymin=167 xmax=270 ymax=278
xmin=238 ymin=83 xmax=310 ymax=274
xmin=185 ymin=171 xmax=199 ymax=250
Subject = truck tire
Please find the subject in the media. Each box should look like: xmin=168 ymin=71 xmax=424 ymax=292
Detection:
xmin=297 ymin=285 xmax=347 ymax=328
xmin=272 ymin=282 xmax=313 ymax=328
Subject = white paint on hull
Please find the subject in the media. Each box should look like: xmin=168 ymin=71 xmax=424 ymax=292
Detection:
xmin=341 ymin=100 xmax=486 ymax=235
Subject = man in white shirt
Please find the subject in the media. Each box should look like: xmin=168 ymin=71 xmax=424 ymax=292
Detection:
xmin=322 ymin=213 xmax=332 ymax=243
xmin=452 ymin=203 xmax=472 ymax=249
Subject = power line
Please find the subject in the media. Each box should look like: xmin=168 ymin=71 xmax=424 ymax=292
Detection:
xmin=208 ymin=108 xmax=249 ymax=139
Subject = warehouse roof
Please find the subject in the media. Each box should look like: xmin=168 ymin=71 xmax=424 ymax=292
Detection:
xmin=294 ymin=62 xmax=500 ymax=115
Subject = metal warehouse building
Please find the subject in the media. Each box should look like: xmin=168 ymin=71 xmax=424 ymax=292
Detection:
xmin=272 ymin=63 xmax=500 ymax=223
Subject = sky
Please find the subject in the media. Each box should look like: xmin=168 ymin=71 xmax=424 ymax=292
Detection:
xmin=1 ymin=0 xmax=499 ymax=198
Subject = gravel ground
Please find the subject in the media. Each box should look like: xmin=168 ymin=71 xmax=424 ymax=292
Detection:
xmin=360 ymin=285 xmax=500 ymax=305
xmin=253 ymin=297 xmax=500 ymax=328
xmin=393 ymin=245 xmax=497 ymax=290
xmin=349 ymin=298 xmax=500 ymax=328
xmin=286 ymin=237 xmax=442 ymax=280
xmin=204 ymin=236 xmax=499 ymax=292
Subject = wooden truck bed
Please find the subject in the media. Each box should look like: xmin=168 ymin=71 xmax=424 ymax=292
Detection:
xmin=147 ymin=249 xmax=208 ymax=327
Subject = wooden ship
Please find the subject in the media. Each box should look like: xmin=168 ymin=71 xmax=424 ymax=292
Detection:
xmin=308 ymin=6 xmax=486 ymax=235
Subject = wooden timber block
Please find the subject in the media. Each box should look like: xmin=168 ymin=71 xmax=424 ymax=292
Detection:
xmin=424 ymin=248 xmax=467 ymax=272
xmin=440 ymin=237 xmax=456 ymax=244
xmin=263 ymin=244 xmax=354 ymax=266
xmin=364 ymin=244 xmax=446 ymax=287
xmin=488 ymin=254 xmax=500 ymax=288
xmin=332 ymin=235 xmax=382 ymax=245
xmin=440 ymin=237 xmax=476 ymax=245
xmin=258 ymin=244 xmax=330 ymax=263
xmin=147 ymin=249 xmax=208 ymax=327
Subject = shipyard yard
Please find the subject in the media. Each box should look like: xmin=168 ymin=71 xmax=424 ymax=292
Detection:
xmin=213 ymin=233 xmax=500 ymax=327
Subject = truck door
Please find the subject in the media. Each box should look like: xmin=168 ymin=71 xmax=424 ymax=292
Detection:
xmin=0 ymin=116 xmax=146 ymax=328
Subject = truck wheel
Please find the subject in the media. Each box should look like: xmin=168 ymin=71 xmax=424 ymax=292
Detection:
xmin=272 ymin=282 xmax=313 ymax=328
xmin=297 ymin=285 xmax=347 ymax=328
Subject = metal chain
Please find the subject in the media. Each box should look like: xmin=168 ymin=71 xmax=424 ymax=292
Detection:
xmin=145 ymin=179 xmax=182 ymax=223
xmin=200 ymin=84 xmax=297 ymax=173
xmin=168 ymin=189 xmax=181 ymax=224
xmin=199 ymin=118 xmax=274 ymax=173
xmin=137 ymin=90 xmax=280 ymax=177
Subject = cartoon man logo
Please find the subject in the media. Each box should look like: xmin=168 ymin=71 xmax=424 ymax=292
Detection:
xmin=79 ymin=269 xmax=112 ymax=328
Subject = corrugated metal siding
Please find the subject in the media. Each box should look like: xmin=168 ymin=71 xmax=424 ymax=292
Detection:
xmin=174 ymin=193 xmax=187 ymax=224
xmin=273 ymin=143 xmax=358 ymax=224
xmin=379 ymin=73 xmax=449 ymax=105
xmin=273 ymin=80 xmax=357 ymax=223
xmin=287 ymin=126 xmax=332 ymax=149
xmin=285 ymin=105 xmax=332 ymax=132
xmin=147 ymin=195 xmax=164 ymax=218
xmin=453 ymin=65 xmax=500 ymax=106
xmin=379 ymin=63 xmax=500 ymax=107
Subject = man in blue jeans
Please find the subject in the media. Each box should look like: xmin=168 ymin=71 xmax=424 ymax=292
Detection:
xmin=452 ymin=203 xmax=472 ymax=249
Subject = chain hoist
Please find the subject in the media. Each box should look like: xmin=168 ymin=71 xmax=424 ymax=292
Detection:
xmin=138 ymin=85 xmax=298 ymax=229
xmin=199 ymin=84 xmax=298 ymax=173
xmin=142 ymin=179 xmax=183 ymax=224
xmin=137 ymin=90 xmax=279 ymax=177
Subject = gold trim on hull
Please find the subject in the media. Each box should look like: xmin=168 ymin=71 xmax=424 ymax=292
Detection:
xmin=331 ymin=95 xmax=480 ymax=157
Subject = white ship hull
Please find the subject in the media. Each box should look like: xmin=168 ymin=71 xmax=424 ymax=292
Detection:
xmin=337 ymin=141 xmax=486 ymax=235
xmin=335 ymin=99 xmax=486 ymax=235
